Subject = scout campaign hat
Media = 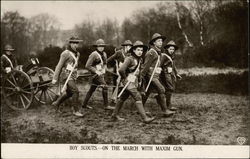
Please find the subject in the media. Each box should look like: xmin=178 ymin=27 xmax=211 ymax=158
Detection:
xmin=121 ymin=40 xmax=133 ymax=46
xmin=93 ymin=39 xmax=107 ymax=47
xmin=149 ymin=33 xmax=166 ymax=45
xmin=68 ymin=36 xmax=83 ymax=43
xmin=129 ymin=41 xmax=148 ymax=53
xmin=4 ymin=44 xmax=15 ymax=51
xmin=164 ymin=40 xmax=179 ymax=50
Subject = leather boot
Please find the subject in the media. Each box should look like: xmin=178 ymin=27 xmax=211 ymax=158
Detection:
xmin=82 ymin=89 xmax=94 ymax=108
xmin=135 ymin=101 xmax=155 ymax=124
xmin=111 ymin=100 xmax=125 ymax=121
xmin=166 ymin=92 xmax=177 ymax=111
xmin=103 ymin=88 xmax=115 ymax=110
xmin=158 ymin=94 xmax=175 ymax=117
xmin=154 ymin=94 xmax=161 ymax=109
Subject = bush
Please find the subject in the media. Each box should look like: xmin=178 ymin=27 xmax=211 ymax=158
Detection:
xmin=176 ymin=71 xmax=248 ymax=95
xmin=36 ymin=45 xmax=116 ymax=69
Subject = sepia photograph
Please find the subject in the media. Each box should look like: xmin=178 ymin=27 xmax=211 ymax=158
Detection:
xmin=1 ymin=0 xmax=249 ymax=158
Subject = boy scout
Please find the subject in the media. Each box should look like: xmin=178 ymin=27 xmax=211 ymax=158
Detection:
xmin=1 ymin=44 xmax=18 ymax=74
xmin=52 ymin=36 xmax=84 ymax=117
xmin=111 ymin=41 xmax=155 ymax=124
xmin=141 ymin=33 xmax=175 ymax=117
xmin=107 ymin=40 xmax=133 ymax=103
xmin=107 ymin=40 xmax=133 ymax=67
xmin=82 ymin=39 xmax=114 ymax=110
xmin=158 ymin=40 xmax=182 ymax=111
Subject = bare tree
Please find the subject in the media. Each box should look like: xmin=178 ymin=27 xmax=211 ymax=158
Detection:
xmin=74 ymin=18 xmax=96 ymax=45
xmin=29 ymin=13 xmax=61 ymax=51
xmin=175 ymin=1 xmax=193 ymax=47
xmin=95 ymin=18 xmax=120 ymax=46
xmin=189 ymin=0 xmax=214 ymax=46
xmin=1 ymin=11 xmax=30 ymax=62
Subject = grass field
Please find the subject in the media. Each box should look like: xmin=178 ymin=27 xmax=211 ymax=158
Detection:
xmin=1 ymin=67 xmax=249 ymax=144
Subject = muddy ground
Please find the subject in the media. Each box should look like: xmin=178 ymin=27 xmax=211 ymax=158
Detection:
xmin=1 ymin=80 xmax=249 ymax=145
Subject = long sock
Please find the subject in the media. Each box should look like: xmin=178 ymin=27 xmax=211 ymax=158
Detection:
xmin=71 ymin=92 xmax=80 ymax=112
xmin=102 ymin=87 xmax=109 ymax=106
xmin=135 ymin=101 xmax=147 ymax=120
xmin=112 ymin=100 xmax=124 ymax=116
xmin=82 ymin=86 xmax=96 ymax=107
xmin=165 ymin=92 xmax=172 ymax=108
xmin=158 ymin=94 xmax=167 ymax=111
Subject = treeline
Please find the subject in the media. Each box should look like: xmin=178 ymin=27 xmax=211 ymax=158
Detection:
xmin=1 ymin=0 xmax=248 ymax=68
xmin=1 ymin=12 xmax=60 ymax=64
xmin=36 ymin=45 xmax=116 ymax=69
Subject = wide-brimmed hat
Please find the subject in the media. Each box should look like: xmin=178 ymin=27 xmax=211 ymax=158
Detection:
xmin=68 ymin=36 xmax=83 ymax=43
xmin=129 ymin=41 xmax=148 ymax=53
xmin=164 ymin=40 xmax=179 ymax=50
xmin=149 ymin=33 xmax=166 ymax=45
xmin=4 ymin=44 xmax=15 ymax=51
xmin=93 ymin=39 xmax=107 ymax=47
xmin=121 ymin=40 xmax=133 ymax=46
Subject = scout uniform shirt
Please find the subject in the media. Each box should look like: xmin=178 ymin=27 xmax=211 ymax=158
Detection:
xmin=161 ymin=53 xmax=178 ymax=76
xmin=160 ymin=53 xmax=178 ymax=90
xmin=141 ymin=46 xmax=162 ymax=79
xmin=107 ymin=49 xmax=130 ymax=68
xmin=85 ymin=50 xmax=107 ymax=75
xmin=53 ymin=48 xmax=79 ymax=81
xmin=118 ymin=55 xmax=141 ymax=90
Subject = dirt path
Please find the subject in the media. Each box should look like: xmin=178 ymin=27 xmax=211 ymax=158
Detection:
xmin=2 ymin=88 xmax=249 ymax=144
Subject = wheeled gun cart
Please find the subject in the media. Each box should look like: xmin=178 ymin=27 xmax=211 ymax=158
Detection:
xmin=1 ymin=58 xmax=58 ymax=111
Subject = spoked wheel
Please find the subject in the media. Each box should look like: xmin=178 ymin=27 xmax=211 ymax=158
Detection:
xmin=34 ymin=67 xmax=58 ymax=104
xmin=2 ymin=70 xmax=34 ymax=111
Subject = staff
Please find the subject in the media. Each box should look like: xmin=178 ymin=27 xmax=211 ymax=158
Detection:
xmin=145 ymin=55 xmax=160 ymax=92
xmin=61 ymin=55 xmax=79 ymax=93
xmin=111 ymin=60 xmax=121 ymax=102
xmin=118 ymin=61 xmax=140 ymax=98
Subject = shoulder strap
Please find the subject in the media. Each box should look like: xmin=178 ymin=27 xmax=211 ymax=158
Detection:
xmin=132 ymin=59 xmax=141 ymax=75
xmin=121 ymin=50 xmax=125 ymax=58
xmin=95 ymin=52 xmax=104 ymax=65
xmin=115 ymin=60 xmax=119 ymax=73
xmin=150 ymin=48 xmax=160 ymax=67
xmin=67 ymin=50 xmax=78 ymax=63
xmin=162 ymin=53 xmax=173 ymax=64
xmin=2 ymin=54 xmax=14 ymax=68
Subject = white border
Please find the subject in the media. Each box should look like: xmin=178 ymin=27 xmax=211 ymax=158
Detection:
xmin=1 ymin=144 xmax=250 ymax=158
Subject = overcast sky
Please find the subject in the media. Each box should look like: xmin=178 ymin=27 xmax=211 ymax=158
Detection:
xmin=1 ymin=1 xmax=161 ymax=30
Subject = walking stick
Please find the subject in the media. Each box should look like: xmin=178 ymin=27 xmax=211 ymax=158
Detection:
xmin=61 ymin=56 xmax=79 ymax=93
xmin=111 ymin=60 xmax=121 ymax=102
xmin=118 ymin=61 xmax=141 ymax=98
xmin=145 ymin=56 xmax=160 ymax=92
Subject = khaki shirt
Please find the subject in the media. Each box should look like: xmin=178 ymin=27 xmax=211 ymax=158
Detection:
xmin=53 ymin=49 xmax=79 ymax=81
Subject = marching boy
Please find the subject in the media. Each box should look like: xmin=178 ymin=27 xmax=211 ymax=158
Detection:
xmin=141 ymin=33 xmax=175 ymax=117
xmin=107 ymin=40 xmax=133 ymax=67
xmin=159 ymin=40 xmax=182 ymax=111
xmin=111 ymin=41 xmax=155 ymax=124
xmin=82 ymin=39 xmax=114 ymax=110
xmin=52 ymin=36 xmax=84 ymax=117
xmin=107 ymin=40 xmax=133 ymax=103
xmin=1 ymin=44 xmax=18 ymax=74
